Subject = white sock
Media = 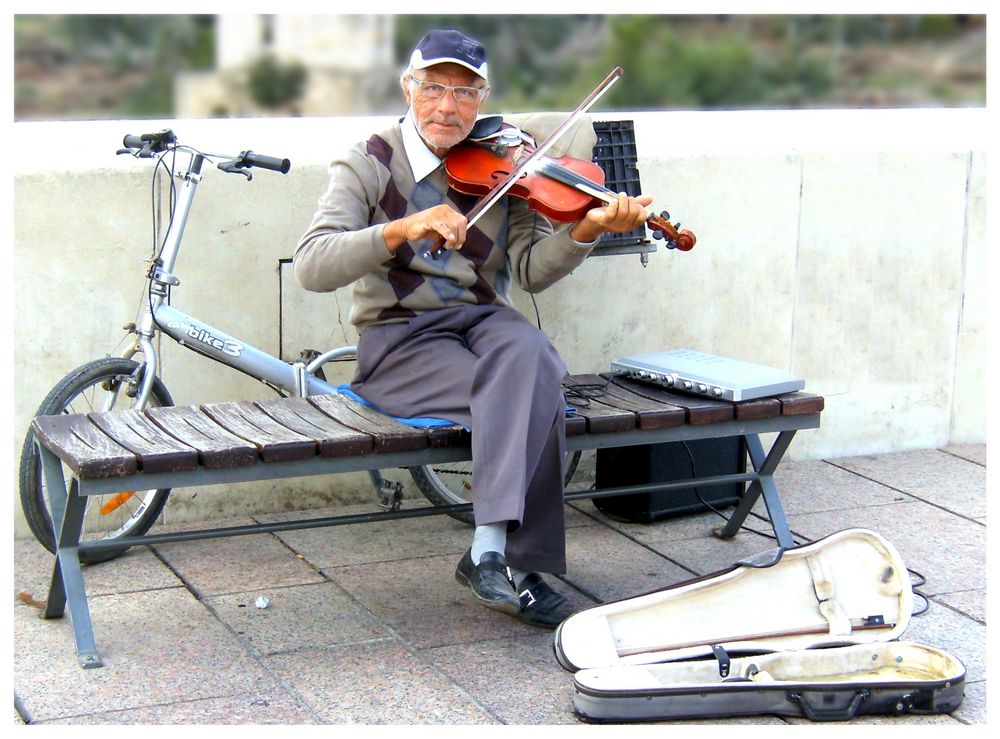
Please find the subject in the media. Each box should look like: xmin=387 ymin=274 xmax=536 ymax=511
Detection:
xmin=471 ymin=522 xmax=507 ymax=565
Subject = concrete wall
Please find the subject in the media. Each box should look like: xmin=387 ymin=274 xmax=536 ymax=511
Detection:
xmin=11 ymin=109 xmax=987 ymax=537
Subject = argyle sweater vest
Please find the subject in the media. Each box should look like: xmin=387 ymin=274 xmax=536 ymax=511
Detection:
xmin=294 ymin=122 xmax=594 ymax=331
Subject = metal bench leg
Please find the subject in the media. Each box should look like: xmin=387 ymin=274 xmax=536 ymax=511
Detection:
xmin=36 ymin=445 xmax=104 ymax=668
xmin=716 ymin=431 xmax=796 ymax=548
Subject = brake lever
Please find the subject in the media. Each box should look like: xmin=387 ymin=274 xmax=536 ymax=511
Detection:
xmin=116 ymin=144 xmax=156 ymax=159
xmin=217 ymin=159 xmax=253 ymax=180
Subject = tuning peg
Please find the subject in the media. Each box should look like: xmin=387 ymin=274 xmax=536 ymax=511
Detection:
xmin=665 ymin=241 xmax=677 ymax=250
xmin=651 ymin=230 xmax=664 ymax=240
xmin=659 ymin=210 xmax=671 ymax=221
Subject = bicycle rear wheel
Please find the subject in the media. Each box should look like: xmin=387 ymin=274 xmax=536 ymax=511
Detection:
xmin=19 ymin=357 xmax=174 ymax=564
xmin=409 ymin=450 xmax=581 ymax=525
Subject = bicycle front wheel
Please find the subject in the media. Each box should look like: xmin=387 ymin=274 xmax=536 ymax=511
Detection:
xmin=408 ymin=450 xmax=582 ymax=525
xmin=19 ymin=357 xmax=174 ymax=564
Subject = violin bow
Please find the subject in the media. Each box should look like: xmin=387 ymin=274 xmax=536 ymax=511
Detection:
xmin=430 ymin=66 xmax=623 ymax=257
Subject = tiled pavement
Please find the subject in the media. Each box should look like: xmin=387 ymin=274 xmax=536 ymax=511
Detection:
xmin=12 ymin=445 xmax=986 ymax=725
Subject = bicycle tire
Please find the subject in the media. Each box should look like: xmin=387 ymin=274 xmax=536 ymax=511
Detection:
xmin=19 ymin=357 xmax=174 ymax=564
xmin=408 ymin=449 xmax=582 ymax=525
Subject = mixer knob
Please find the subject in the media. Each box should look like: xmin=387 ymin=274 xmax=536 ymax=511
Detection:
xmin=712 ymin=387 xmax=723 ymax=397
xmin=697 ymin=384 xmax=707 ymax=393
xmin=682 ymin=380 xmax=692 ymax=390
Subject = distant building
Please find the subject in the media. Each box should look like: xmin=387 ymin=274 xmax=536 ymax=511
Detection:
xmin=175 ymin=14 xmax=397 ymax=117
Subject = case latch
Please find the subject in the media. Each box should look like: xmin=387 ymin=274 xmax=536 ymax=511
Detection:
xmin=711 ymin=645 xmax=731 ymax=678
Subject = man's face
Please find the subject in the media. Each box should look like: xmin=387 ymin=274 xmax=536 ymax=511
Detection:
xmin=405 ymin=62 xmax=487 ymax=157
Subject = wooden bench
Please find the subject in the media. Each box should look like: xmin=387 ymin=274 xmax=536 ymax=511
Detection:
xmin=31 ymin=373 xmax=824 ymax=668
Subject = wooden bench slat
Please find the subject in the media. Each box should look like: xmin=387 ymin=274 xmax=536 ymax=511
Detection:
xmin=31 ymin=414 xmax=137 ymax=479
xmin=733 ymin=397 xmax=783 ymax=420
xmin=562 ymin=377 xmax=636 ymax=433
xmin=200 ymin=401 xmax=318 ymax=463
xmin=307 ymin=394 xmax=429 ymax=453
xmin=423 ymin=423 xmax=471 ymax=449
xmin=776 ymin=392 xmax=825 ymax=415
xmin=254 ymin=396 xmax=375 ymax=457
xmin=606 ymin=375 xmax=735 ymax=425
xmin=89 ymin=409 xmax=199 ymax=474
xmin=564 ymin=414 xmax=587 ymax=436
xmin=29 ymin=377 xmax=825 ymax=485
xmin=145 ymin=405 xmax=258 ymax=469
xmin=567 ymin=374 xmax=686 ymax=429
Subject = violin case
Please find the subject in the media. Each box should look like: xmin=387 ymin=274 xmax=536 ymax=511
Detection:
xmin=554 ymin=529 xmax=965 ymax=723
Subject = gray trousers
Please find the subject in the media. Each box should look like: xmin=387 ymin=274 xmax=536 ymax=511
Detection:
xmin=351 ymin=304 xmax=568 ymax=574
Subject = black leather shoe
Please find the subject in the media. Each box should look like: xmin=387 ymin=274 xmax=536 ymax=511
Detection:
xmin=455 ymin=549 xmax=520 ymax=615
xmin=514 ymin=572 xmax=575 ymax=628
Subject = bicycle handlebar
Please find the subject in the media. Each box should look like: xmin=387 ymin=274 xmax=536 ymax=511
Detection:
xmin=121 ymin=129 xmax=177 ymax=157
xmin=119 ymin=130 xmax=291 ymax=175
xmin=239 ymin=150 xmax=291 ymax=174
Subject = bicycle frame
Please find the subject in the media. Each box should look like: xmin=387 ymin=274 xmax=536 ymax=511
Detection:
xmin=126 ymin=148 xmax=342 ymax=406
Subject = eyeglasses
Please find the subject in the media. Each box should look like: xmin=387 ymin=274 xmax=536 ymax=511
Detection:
xmin=409 ymin=77 xmax=488 ymax=105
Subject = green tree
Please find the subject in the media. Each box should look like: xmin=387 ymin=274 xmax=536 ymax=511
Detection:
xmin=247 ymin=55 xmax=307 ymax=109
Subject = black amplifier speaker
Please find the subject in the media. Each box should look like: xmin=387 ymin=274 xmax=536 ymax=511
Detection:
xmin=593 ymin=437 xmax=747 ymax=523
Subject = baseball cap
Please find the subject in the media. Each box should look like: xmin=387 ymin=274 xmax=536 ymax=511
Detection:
xmin=409 ymin=29 xmax=489 ymax=81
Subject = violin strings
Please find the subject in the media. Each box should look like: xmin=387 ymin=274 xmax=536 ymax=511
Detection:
xmin=535 ymin=159 xmax=617 ymax=202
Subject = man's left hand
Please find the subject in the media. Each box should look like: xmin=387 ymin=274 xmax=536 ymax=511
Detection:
xmin=570 ymin=193 xmax=653 ymax=243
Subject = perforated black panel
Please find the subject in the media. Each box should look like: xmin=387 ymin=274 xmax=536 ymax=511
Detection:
xmin=591 ymin=120 xmax=650 ymax=254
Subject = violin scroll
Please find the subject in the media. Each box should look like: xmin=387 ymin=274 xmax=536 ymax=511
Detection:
xmin=648 ymin=210 xmax=696 ymax=251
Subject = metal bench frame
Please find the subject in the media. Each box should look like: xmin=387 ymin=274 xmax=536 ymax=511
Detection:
xmin=33 ymin=382 xmax=821 ymax=669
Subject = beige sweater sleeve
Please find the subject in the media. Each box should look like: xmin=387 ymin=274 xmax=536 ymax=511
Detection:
xmin=292 ymin=147 xmax=393 ymax=293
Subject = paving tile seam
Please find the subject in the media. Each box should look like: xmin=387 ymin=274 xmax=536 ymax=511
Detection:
xmin=928 ymin=594 xmax=986 ymax=626
xmin=259 ymin=635 xmax=399 ymax=659
xmin=569 ymin=496 xmax=797 ymax=551
xmin=564 ymin=503 xmax=703 ymax=578
xmin=792 ymin=489 xmax=986 ymax=533
xmin=938 ymin=448 xmax=986 ymax=467
xmin=361 ymin=637 xmax=507 ymax=724
xmin=85 ymin=583 xmax=187 ymax=601
xmin=822 ymin=460 xmax=986 ymax=525
xmin=148 ymin=543 xmax=210 ymax=599
xmin=315 ymin=548 xmax=473 ymax=573
xmin=140 ymin=554 xmax=330 ymax=725
xmin=249 ymin=515 xmax=345 ymax=579
xmin=192 ymin=593 xmax=328 ymax=724
xmin=553 ymin=571 xmax=605 ymax=604
xmin=29 ymin=689 xmax=265 ymax=724
xmin=201 ymin=578 xmax=356 ymax=603
xmin=266 ymin=568 xmax=504 ymax=723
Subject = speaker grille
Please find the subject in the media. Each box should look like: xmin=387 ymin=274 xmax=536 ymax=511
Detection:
xmin=594 ymin=437 xmax=746 ymax=523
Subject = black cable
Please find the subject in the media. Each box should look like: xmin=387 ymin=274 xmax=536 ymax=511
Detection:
xmin=563 ymin=377 xmax=611 ymax=408
xmin=524 ymin=210 xmax=543 ymax=330
xmin=908 ymin=569 xmax=931 ymax=616
xmin=679 ymin=442 xmax=934 ymax=617
xmin=678 ymin=440 xmax=782 ymax=542
xmin=147 ymin=146 xmax=180 ymax=330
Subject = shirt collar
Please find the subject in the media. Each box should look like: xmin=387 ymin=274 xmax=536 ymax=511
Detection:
xmin=400 ymin=111 xmax=443 ymax=183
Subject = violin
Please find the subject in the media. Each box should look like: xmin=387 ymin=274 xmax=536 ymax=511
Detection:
xmin=426 ymin=67 xmax=694 ymax=257
xmin=444 ymin=140 xmax=696 ymax=251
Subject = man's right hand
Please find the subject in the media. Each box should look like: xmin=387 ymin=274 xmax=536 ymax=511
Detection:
xmin=383 ymin=204 xmax=468 ymax=254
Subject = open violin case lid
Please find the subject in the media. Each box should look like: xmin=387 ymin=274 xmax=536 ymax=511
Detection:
xmin=554 ymin=529 xmax=965 ymax=722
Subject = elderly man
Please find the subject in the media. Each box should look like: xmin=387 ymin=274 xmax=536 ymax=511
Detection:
xmin=295 ymin=29 xmax=650 ymax=627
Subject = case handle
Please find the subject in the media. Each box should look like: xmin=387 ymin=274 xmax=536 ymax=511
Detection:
xmin=787 ymin=690 xmax=870 ymax=721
